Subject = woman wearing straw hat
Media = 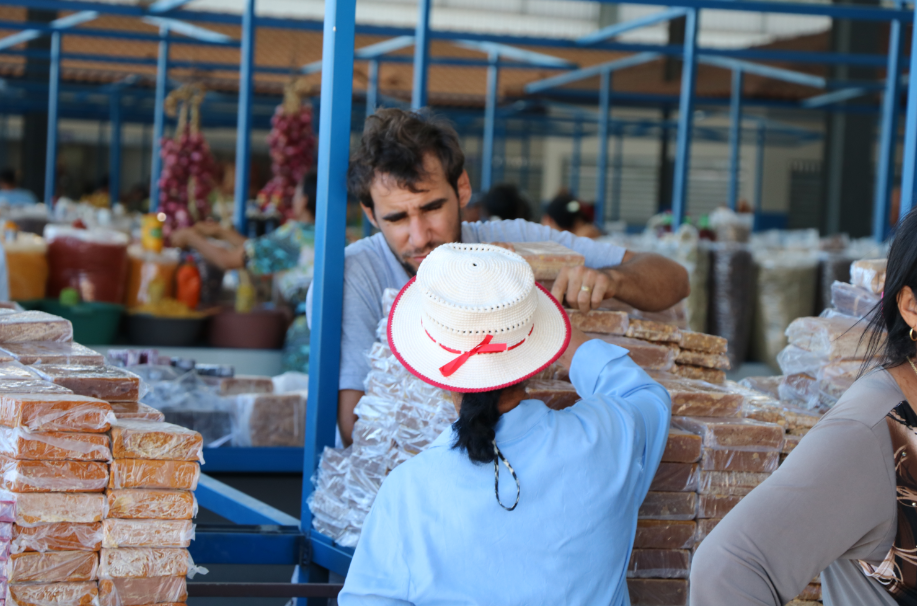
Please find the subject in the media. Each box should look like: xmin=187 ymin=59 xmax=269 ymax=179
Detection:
xmin=338 ymin=243 xmax=672 ymax=605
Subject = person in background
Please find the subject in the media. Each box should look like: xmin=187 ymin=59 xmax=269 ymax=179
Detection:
xmin=82 ymin=175 xmax=111 ymax=209
xmin=339 ymin=243 xmax=671 ymax=605
xmin=480 ymin=182 xmax=532 ymax=221
xmin=691 ymin=206 xmax=917 ymax=606
xmin=541 ymin=191 xmax=603 ymax=239
xmin=305 ymin=108 xmax=689 ymax=447
xmin=0 ymin=170 xmax=37 ymax=206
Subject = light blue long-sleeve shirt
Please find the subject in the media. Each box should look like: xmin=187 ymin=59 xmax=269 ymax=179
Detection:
xmin=338 ymin=340 xmax=672 ymax=606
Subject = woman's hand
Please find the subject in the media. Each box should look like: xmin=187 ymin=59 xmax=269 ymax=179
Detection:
xmin=194 ymin=221 xmax=223 ymax=238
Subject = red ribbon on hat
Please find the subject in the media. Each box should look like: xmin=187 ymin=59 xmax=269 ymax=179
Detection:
xmin=424 ymin=323 xmax=534 ymax=377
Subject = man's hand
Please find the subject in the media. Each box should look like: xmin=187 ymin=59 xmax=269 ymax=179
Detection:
xmin=551 ymin=265 xmax=619 ymax=313
xmin=169 ymin=227 xmax=197 ymax=249
xmin=194 ymin=221 xmax=223 ymax=238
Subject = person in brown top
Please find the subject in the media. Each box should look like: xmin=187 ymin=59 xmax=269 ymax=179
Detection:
xmin=691 ymin=210 xmax=917 ymax=606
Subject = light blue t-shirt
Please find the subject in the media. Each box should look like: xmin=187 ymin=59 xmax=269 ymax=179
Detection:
xmin=338 ymin=340 xmax=672 ymax=606
xmin=0 ymin=189 xmax=37 ymax=206
xmin=306 ymin=219 xmax=628 ymax=392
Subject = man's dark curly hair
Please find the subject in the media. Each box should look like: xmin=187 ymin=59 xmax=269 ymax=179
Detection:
xmin=348 ymin=108 xmax=465 ymax=213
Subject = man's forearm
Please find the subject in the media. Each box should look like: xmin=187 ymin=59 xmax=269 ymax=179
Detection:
xmin=185 ymin=232 xmax=245 ymax=271
xmin=338 ymin=389 xmax=363 ymax=447
xmin=606 ymin=251 xmax=690 ymax=312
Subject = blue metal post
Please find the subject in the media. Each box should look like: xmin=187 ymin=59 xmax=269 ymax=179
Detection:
xmin=900 ymin=3 xmax=917 ymax=221
xmin=727 ymin=68 xmax=743 ymax=210
xmin=671 ymin=8 xmax=699 ymax=226
xmin=570 ymin=118 xmax=581 ymax=195
xmin=43 ymin=31 xmax=61 ymax=205
xmin=366 ymin=59 xmax=379 ymax=119
xmin=109 ymin=89 xmax=122 ymax=206
xmin=149 ymin=25 xmax=170 ymax=212
xmin=301 ymin=0 xmax=356 ymax=593
xmin=874 ymin=9 xmax=904 ymax=241
xmin=613 ymin=130 xmax=623 ymax=221
xmin=233 ymin=0 xmax=256 ymax=234
xmin=411 ymin=0 xmax=431 ymax=109
xmin=481 ymin=52 xmax=498 ymax=192
xmin=754 ymin=124 xmax=765 ymax=213
xmin=520 ymin=131 xmax=531 ymax=195
xmin=595 ymin=69 xmax=611 ymax=226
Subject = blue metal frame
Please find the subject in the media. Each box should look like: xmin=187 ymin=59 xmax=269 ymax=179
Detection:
xmin=109 ymin=87 xmax=122 ymax=205
xmin=570 ymin=117 xmax=582 ymax=195
xmin=670 ymin=8 xmax=698 ymax=226
xmin=232 ymin=0 xmax=255 ymax=234
xmin=727 ymin=69 xmax=743 ymax=210
xmin=595 ymin=69 xmax=611 ymax=225
xmin=148 ymin=24 xmax=169 ymax=212
xmin=42 ymin=30 xmax=60 ymax=204
xmin=754 ymin=124 xmax=766 ymax=212
xmin=875 ymin=3 xmax=905 ymax=241
xmin=412 ymin=0 xmax=431 ymax=109
xmin=901 ymin=8 xmax=917 ymax=220
xmin=578 ymin=8 xmax=688 ymax=45
xmin=481 ymin=52 xmax=499 ymax=192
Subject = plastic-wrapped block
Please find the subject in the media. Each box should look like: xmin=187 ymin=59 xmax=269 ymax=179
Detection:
xmin=110 ymin=420 xmax=203 ymax=463
xmin=649 ymin=464 xmax=698 ymax=492
xmin=33 ymin=366 xmax=142 ymax=402
xmin=678 ymin=332 xmax=727 ymax=355
xmin=218 ymin=375 xmax=274 ymax=396
xmin=11 ymin=523 xmax=102 ymax=553
xmin=739 ymin=399 xmax=787 ymax=426
xmin=662 ymin=429 xmax=702 ymax=464
xmin=638 ymin=492 xmax=697 ymax=521
xmin=696 ymin=494 xmax=742 ymax=519
xmin=672 ymin=364 xmax=725 ymax=385
xmin=0 ymin=381 xmax=71 ymax=396
xmin=850 ymin=259 xmax=886 ymax=294
xmin=831 ymin=281 xmax=880 ymax=319
xmin=708 ymin=243 xmax=755 ymax=370
xmin=673 ymin=417 xmax=784 ymax=451
xmin=817 ymin=253 xmax=854 ymax=314
xmin=0 ymin=457 xmax=108 ymax=493
xmin=6 ymin=581 xmax=98 ymax=606
xmin=701 ymin=448 xmax=780 ymax=473
xmin=783 ymin=434 xmax=802 ymax=455
xmin=695 ymin=518 xmax=722 ymax=544
xmin=0 ymin=343 xmax=103 ymax=366
xmin=101 ymin=519 xmax=194 ymax=549
xmin=0 ymin=364 xmax=40 ymax=382
xmin=98 ymin=547 xmax=193 ymax=579
xmin=524 ymin=381 xmax=579 ymax=411
xmin=783 ymin=408 xmax=820 ymax=434
xmin=566 ymin=310 xmax=629 ymax=335
xmin=795 ymin=584 xmax=822 ymax=601
xmin=98 ymin=576 xmax=187 ymax=606
xmin=785 ymin=316 xmax=871 ymax=360
xmin=0 ymin=394 xmax=113 ymax=433
xmin=0 ymin=492 xmax=106 ymax=526
xmin=512 ymin=241 xmax=585 ymax=280
xmin=5 ymin=551 xmax=98 ymax=583
xmin=649 ymin=373 xmax=743 ymax=418
xmin=109 ymin=460 xmax=200 ymax=491
xmin=105 ymin=489 xmax=196 ymax=520
xmin=627 ymin=579 xmax=688 ymax=606
xmin=776 ymin=345 xmax=825 ymax=377
xmin=634 ymin=520 xmax=696 ymax=550
xmin=161 ymin=408 xmax=231 ymax=447
xmin=0 ymin=312 xmax=73 ymax=344
xmin=108 ymin=403 xmax=164 ymax=423
xmin=626 ymin=319 xmax=681 ymax=344
xmin=231 ymin=393 xmax=305 ymax=447
xmin=0 ymin=429 xmax=110 ymax=462
xmin=698 ymin=471 xmax=771 ymax=496
xmin=627 ymin=549 xmax=691 ymax=579
xmin=738 ymin=376 xmax=782 ymax=400
xmin=818 ymin=360 xmax=864 ymax=399
xmin=586 ymin=335 xmax=676 ymax=371
xmin=674 ymin=350 xmax=730 ymax=371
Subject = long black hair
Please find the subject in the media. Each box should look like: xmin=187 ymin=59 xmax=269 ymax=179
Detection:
xmin=860 ymin=207 xmax=917 ymax=372
xmin=452 ymin=386 xmax=512 ymax=464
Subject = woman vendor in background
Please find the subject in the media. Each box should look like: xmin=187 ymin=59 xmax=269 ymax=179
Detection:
xmin=691 ymin=206 xmax=917 ymax=606
xmin=170 ymin=171 xmax=317 ymax=372
xmin=541 ymin=191 xmax=602 ymax=239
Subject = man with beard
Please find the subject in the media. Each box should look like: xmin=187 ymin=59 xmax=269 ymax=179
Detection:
xmin=306 ymin=109 xmax=689 ymax=446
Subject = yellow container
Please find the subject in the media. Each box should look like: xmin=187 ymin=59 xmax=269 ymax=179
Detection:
xmin=141 ymin=213 xmax=165 ymax=253
xmin=4 ymin=234 xmax=48 ymax=301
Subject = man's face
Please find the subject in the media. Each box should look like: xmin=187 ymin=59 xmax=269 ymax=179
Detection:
xmin=364 ymin=154 xmax=472 ymax=275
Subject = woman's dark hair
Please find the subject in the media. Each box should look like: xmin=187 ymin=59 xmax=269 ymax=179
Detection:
xmin=545 ymin=192 xmax=588 ymax=231
xmin=452 ymin=385 xmax=518 ymax=464
xmin=347 ymin=108 xmax=465 ymax=213
xmin=860 ymin=207 xmax=917 ymax=373
xmin=481 ymin=183 xmax=532 ymax=222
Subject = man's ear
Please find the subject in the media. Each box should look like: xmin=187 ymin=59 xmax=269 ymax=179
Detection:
xmin=457 ymin=171 xmax=472 ymax=210
xmin=361 ymin=204 xmax=379 ymax=229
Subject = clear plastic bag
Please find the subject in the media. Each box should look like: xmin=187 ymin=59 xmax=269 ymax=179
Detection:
xmin=0 ymin=342 xmax=104 ymax=366
xmin=674 ymin=349 xmax=730 ymax=370
xmin=0 ymin=491 xmax=107 ymax=527
xmin=231 ymin=393 xmax=305 ymax=447
xmin=634 ymin=520 xmax=696 ymax=550
xmin=637 ymin=492 xmax=697 ymax=521
xmin=11 ymin=522 xmax=102 ymax=553
xmin=0 ymin=457 xmax=109 ymax=493
xmin=108 ymin=402 xmax=164 ymax=423
xmin=627 ymin=579 xmax=688 ymax=606
xmin=33 ymin=366 xmax=145 ymax=403
xmin=673 ymin=417 xmax=785 ymax=451
xmin=776 ymin=345 xmax=825 ymax=377
xmin=219 ymin=376 xmax=274 ymax=396
xmin=648 ymin=372 xmax=743 ymax=418
xmin=672 ymin=364 xmax=726 ymax=385
xmin=566 ymin=310 xmax=628 ymax=335
xmin=98 ymin=547 xmax=205 ymax=579
xmin=4 ymin=550 xmax=98 ymax=583
xmin=0 ymin=394 xmax=114 ymax=433
xmin=6 ymin=581 xmax=99 ymax=606
xmin=696 ymin=494 xmax=742 ymax=519
xmin=850 ymin=258 xmax=887 ymax=294
xmin=831 ymin=281 xmax=880 ymax=319
xmin=105 ymin=489 xmax=196 ymax=520
xmin=649 ymin=463 xmax=699 ymax=492
xmin=587 ymin=335 xmax=676 ymax=371
xmin=697 ymin=470 xmax=772 ymax=496
xmin=738 ymin=376 xmax=782 ymax=399
xmin=679 ymin=331 xmax=727 ymax=355
xmin=626 ymin=318 xmax=681 ymax=343
xmin=108 ymin=460 xmax=199 ymax=491
xmin=662 ymin=429 xmax=702 ymax=464
xmin=818 ymin=359 xmax=865 ymax=399
xmin=701 ymin=448 xmax=780 ymax=473
xmin=101 ymin=519 xmax=194 ymax=549
xmin=695 ymin=517 xmax=722 ymax=545
xmin=0 ymin=362 xmax=41 ymax=382
xmin=785 ymin=315 xmax=872 ymax=360
xmin=0 ymin=311 xmax=73 ymax=344
xmin=0 ymin=380 xmax=72 ymax=396
xmin=0 ymin=428 xmax=111 ymax=462
xmin=627 ymin=549 xmax=691 ymax=579
xmin=110 ymin=420 xmax=203 ymax=463
xmin=98 ymin=576 xmax=187 ymax=606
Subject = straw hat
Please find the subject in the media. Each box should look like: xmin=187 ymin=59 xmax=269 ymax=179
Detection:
xmin=388 ymin=243 xmax=571 ymax=393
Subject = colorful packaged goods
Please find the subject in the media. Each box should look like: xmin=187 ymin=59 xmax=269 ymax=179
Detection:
xmin=33 ymin=366 xmax=143 ymax=403
xmin=0 ymin=395 xmax=113 ymax=433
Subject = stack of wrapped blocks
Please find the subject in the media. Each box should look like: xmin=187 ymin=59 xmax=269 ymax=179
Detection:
xmin=0 ymin=308 xmax=203 ymax=606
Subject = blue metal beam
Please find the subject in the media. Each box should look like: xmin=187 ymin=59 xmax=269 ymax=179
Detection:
xmin=612 ymin=132 xmax=623 ymax=221
xmin=357 ymin=35 xmax=414 ymax=59
xmin=525 ymin=52 xmax=660 ymax=93
xmin=454 ymin=40 xmax=574 ymax=68
xmin=581 ymin=0 xmax=911 ymax=22
xmin=233 ymin=0 xmax=255 ymax=234
xmin=197 ymin=475 xmax=300 ymax=526
xmin=0 ymin=10 xmax=98 ymax=51
xmin=310 ymin=530 xmax=354 ymax=577
xmin=43 ymin=30 xmax=61 ymax=205
xmin=142 ymin=16 xmax=232 ymax=43
xmin=109 ymin=88 xmax=122 ymax=206
xmin=578 ymin=8 xmax=688 ymax=46
xmin=698 ymin=55 xmax=826 ymax=89
xmin=412 ymin=0 xmax=431 ymax=109
xmin=191 ymin=526 xmax=303 ymax=566
xmin=755 ymin=124 xmax=766 ymax=212
xmin=901 ymin=4 xmax=917 ymax=221
xmin=727 ymin=69 xmax=743 ymax=210
xmin=671 ymin=8 xmax=698 ymax=226
xmin=801 ymin=87 xmax=870 ymax=109
xmin=364 ymin=58 xmax=379 ymax=239
xmin=148 ymin=0 xmax=195 ymax=14
xmin=302 ymin=0 xmax=356 ymax=572
xmin=595 ymin=69 xmax=611 ymax=226
xmin=149 ymin=25 xmax=169 ymax=213
xmin=481 ymin=52 xmax=499 ymax=192
xmin=875 ymin=10 xmax=905 ymax=241
xmin=570 ymin=117 xmax=582 ymax=195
